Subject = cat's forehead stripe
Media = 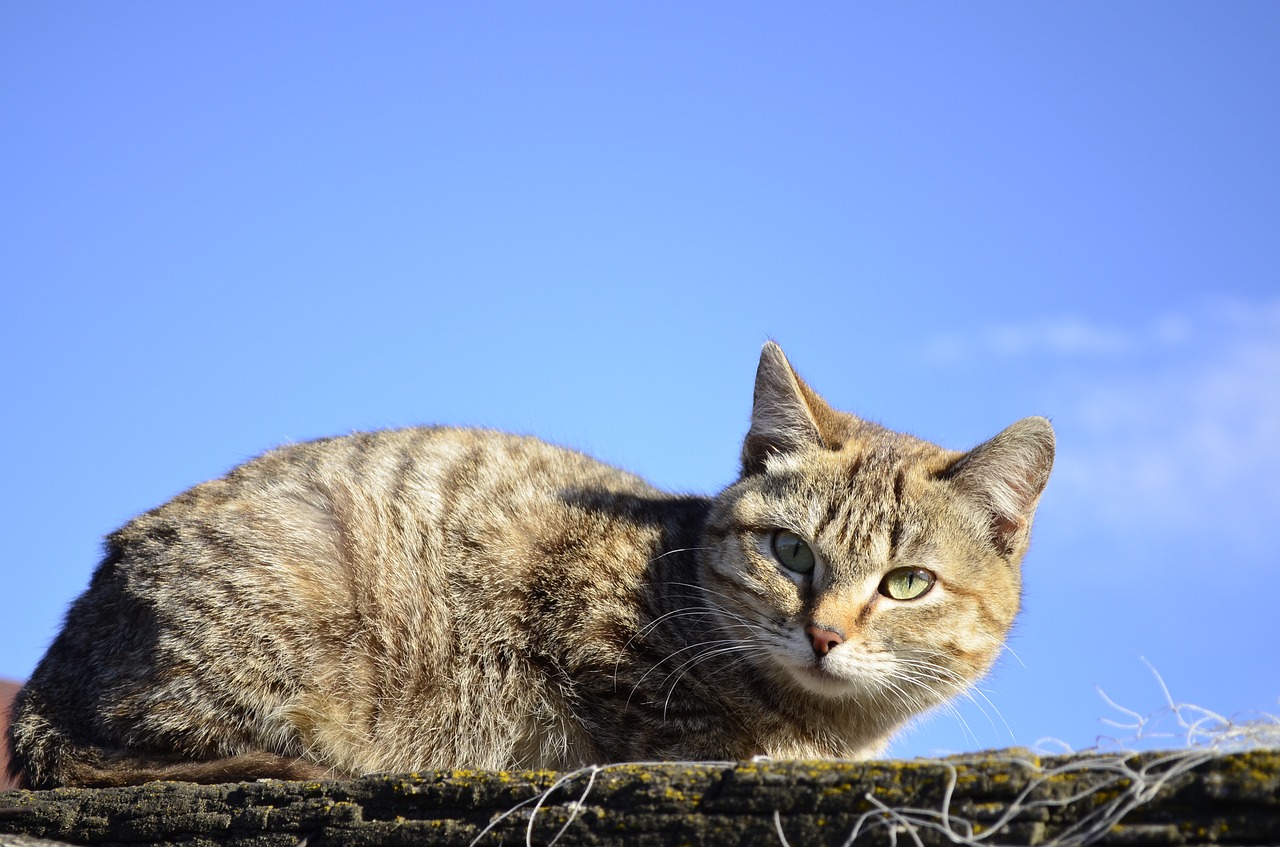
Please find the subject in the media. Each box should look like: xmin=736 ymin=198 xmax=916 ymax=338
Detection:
xmin=816 ymin=451 xmax=912 ymax=557
xmin=888 ymin=468 xmax=907 ymax=560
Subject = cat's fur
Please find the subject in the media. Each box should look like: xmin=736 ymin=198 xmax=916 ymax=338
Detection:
xmin=8 ymin=343 xmax=1054 ymax=788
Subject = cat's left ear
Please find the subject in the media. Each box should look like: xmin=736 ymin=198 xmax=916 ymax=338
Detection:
xmin=943 ymin=417 xmax=1055 ymax=557
xmin=741 ymin=342 xmax=842 ymax=474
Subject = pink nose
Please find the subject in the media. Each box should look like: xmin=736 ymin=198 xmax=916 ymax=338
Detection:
xmin=805 ymin=624 xmax=844 ymax=657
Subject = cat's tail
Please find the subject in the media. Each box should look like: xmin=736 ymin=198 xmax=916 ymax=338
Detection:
xmin=20 ymin=748 xmax=333 ymax=789
xmin=7 ymin=686 xmax=334 ymax=789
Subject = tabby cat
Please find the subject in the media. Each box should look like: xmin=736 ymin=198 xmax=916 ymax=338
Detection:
xmin=8 ymin=343 xmax=1053 ymax=788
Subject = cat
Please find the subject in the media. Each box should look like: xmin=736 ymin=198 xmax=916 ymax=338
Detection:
xmin=7 ymin=342 xmax=1054 ymax=788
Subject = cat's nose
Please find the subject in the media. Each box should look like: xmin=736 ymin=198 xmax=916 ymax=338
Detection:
xmin=805 ymin=624 xmax=844 ymax=657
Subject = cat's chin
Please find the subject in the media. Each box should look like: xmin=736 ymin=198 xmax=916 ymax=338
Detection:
xmin=781 ymin=660 xmax=864 ymax=698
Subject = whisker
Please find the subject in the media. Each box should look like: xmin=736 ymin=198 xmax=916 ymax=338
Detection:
xmin=645 ymin=546 xmax=713 ymax=566
xmin=660 ymin=643 xmax=758 ymax=718
xmin=627 ymin=636 xmax=753 ymax=706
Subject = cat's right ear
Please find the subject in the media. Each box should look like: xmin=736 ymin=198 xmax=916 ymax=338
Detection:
xmin=741 ymin=342 xmax=833 ymax=475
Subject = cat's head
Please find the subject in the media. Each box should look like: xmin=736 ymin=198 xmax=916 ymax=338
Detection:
xmin=702 ymin=342 xmax=1053 ymax=727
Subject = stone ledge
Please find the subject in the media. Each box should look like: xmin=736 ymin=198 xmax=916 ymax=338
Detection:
xmin=1 ymin=748 xmax=1277 ymax=846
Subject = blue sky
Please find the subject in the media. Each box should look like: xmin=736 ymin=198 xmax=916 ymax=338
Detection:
xmin=3 ymin=3 xmax=1277 ymax=759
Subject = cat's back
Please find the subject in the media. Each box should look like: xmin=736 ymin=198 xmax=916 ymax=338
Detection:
xmin=112 ymin=425 xmax=670 ymax=596
xmin=141 ymin=425 xmax=656 ymax=517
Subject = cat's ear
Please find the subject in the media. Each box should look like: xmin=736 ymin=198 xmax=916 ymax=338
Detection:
xmin=741 ymin=342 xmax=839 ymax=474
xmin=942 ymin=417 xmax=1055 ymax=556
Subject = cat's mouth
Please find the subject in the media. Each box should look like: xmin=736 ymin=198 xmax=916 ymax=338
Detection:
xmin=784 ymin=657 xmax=858 ymax=697
xmin=764 ymin=640 xmax=893 ymax=699
xmin=752 ymin=628 xmax=890 ymax=699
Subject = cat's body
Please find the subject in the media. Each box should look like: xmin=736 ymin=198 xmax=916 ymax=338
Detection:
xmin=8 ymin=344 xmax=1054 ymax=788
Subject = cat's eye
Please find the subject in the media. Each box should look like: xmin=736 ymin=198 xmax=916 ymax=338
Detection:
xmin=879 ymin=568 xmax=934 ymax=601
xmin=771 ymin=530 xmax=816 ymax=574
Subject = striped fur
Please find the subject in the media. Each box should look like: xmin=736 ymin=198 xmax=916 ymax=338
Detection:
xmin=8 ymin=343 xmax=1053 ymax=787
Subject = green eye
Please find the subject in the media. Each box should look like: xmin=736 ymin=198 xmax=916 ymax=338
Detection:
xmin=879 ymin=568 xmax=935 ymax=600
xmin=771 ymin=530 xmax=815 ymax=574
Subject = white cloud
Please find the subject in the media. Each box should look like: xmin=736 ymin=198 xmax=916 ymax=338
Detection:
xmin=928 ymin=300 xmax=1280 ymax=548
xmin=989 ymin=319 xmax=1135 ymax=357
xmin=1047 ymin=301 xmax=1280 ymax=544
xmin=924 ymin=313 xmax=1195 ymax=362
